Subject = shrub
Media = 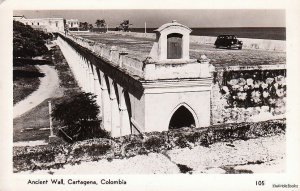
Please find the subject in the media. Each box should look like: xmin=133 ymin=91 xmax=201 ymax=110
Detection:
xmin=52 ymin=92 xmax=109 ymax=142
xmin=175 ymin=136 xmax=190 ymax=148
xmin=144 ymin=136 xmax=164 ymax=151
xmin=185 ymin=132 xmax=202 ymax=143
xmin=73 ymin=143 xmax=111 ymax=158
xmin=124 ymin=140 xmax=143 ymax=157
xmin=13 ymin=144 xmax=69 ymax=171
xmin=13 ymin=119 xmax=286 ymax=172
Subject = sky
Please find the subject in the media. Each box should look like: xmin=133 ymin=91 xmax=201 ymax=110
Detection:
xmin=13 ymin=9 xmax=285 ymax=28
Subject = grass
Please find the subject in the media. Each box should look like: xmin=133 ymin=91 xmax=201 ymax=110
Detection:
xmin=13 ymin=57 xmax=54 ymax=105
xmin=49 ymin=46 xmax=81 ymax=95
xmin=14 ymin=98 xmax=53 ymax=142
xmin=13 ymin=44 xmax=81 ymax=142
xmin=13 ymin=65 xmax=42 ymax=105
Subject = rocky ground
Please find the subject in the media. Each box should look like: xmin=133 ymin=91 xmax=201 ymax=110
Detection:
xmin=18 ymin=134 xmax=285 ymax=174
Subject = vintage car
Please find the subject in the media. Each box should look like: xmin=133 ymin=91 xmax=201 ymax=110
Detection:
xmin=214 ymin=35 xmax=243 ymax=49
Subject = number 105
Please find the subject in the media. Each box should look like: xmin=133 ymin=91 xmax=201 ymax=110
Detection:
xmin=256 ymin=181 xmax=265 ymax=186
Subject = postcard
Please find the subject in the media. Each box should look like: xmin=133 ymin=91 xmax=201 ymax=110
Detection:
xmin=1 ymin=0 xmax=300 ymax=190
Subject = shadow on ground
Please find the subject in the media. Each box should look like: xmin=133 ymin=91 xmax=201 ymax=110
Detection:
xmin=13 ymin=70 xmax=45 ymax=80
xmin=13 ymin=58 xmax=53 ymax=66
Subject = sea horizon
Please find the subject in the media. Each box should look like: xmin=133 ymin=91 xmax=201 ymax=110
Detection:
xmin=128 ymin=27 xmax=286 ymax=40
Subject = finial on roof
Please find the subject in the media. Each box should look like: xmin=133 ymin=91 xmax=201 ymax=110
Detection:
xmin=172 ymin=20 xmax=177 ymax=23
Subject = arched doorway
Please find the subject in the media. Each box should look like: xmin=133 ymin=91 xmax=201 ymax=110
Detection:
xmin=169 ymin=105 xmax=196 ymax=129
xmin=167 ymin=33 xmax=183 ymax=59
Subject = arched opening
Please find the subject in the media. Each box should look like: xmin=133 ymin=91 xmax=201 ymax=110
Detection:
xmin=167 ymin=33 xmax=183 ymax=59
xmin=169 ymin=106 xmax=195 ymax=129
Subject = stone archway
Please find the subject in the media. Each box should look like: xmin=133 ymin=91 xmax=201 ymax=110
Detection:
xmin=168 ymin=104 xmax=197 ymax=129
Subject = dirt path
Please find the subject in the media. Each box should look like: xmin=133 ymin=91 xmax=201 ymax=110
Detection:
xmin=13 ymin=65 xmax=60 ymax=119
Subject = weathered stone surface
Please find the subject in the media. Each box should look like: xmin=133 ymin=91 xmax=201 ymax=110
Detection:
xmin=13 ymin=120 xmax=286 ymax=172
xmin=204 ymin=167 xmax=226 ymax=174
xmin=165 ymin=134 xmax=285 ymax=174
xmin=16 ymin=134 xmax=285 ymax=174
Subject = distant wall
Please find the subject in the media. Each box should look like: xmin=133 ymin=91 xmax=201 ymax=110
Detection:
xmin=108 ymin=31 xmax=156 ymax=39
xmin=190 ymin=36 xmax=286 ymax=52
xmin=109 ymin=31 xmax=286 ymax=52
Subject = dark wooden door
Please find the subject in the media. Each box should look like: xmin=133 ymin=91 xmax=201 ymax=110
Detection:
xmin=167 ymin=33 xmax=182 ymax=59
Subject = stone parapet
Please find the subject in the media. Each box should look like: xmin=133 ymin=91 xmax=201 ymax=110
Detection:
xmin=143 ymin=59 xmax=211 ymax=80
xmin=63 ymin=32 xmax=213 ymax=81
xmin=214 ymin=63 xmax=286 ymax=71
xmin=66 ymin=33 xmax=145 ymax=78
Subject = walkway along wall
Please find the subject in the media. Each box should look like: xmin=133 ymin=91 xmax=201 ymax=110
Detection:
xmin=55 ymin=21 xmax=214 ymax=137
xmin=108 ymin=31 xmax=286 ymax=52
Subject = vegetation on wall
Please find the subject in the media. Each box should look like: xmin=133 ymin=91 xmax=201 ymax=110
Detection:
xmin=13 ymin=119 xmax=285 ymax=172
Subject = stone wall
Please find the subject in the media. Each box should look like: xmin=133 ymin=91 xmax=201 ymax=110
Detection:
xmin=190 ymin=36 xmax=286 ymax=52
xmin=64 ymin=33 xmax=212 ymax=81
xmin=66 ymin=34 xmax=145 ymax=78
xmin=60 ymin=32 xmax=286 ymax=128
xmin=211 ymin=68 xmax=286 ymax=124
xmin=144 ymin=88 xmax=211 ymax=132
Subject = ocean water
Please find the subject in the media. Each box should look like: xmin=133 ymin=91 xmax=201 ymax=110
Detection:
xmin=129 ymin=27 xmax=286 ymax=40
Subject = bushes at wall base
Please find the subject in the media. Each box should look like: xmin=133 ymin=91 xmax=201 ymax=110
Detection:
xmin=13 ymin=139 xmax=113 ymax=172
xmin=13 ymin=119 xmax=285 ymax=172
xmin=52 ymin=92 xmax=109 ymax=142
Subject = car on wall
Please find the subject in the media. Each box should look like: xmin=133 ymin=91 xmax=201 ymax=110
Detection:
xmin=214 ymin=35 xmax=243 ymax=49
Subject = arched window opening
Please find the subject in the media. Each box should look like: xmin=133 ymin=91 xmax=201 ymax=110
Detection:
xmin=169 ymin=106 xmax=195 ymax=129
xmin=167 ymin=33 xmax=183 ymax=59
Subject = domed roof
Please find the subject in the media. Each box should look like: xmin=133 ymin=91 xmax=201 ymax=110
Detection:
xmin=154 ymin=20 xmax=192 ymax=33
